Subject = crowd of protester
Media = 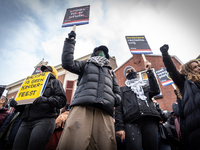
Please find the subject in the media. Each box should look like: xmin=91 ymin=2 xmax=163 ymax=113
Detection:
xmin=0 ymin=31 xmax=200 ymax=150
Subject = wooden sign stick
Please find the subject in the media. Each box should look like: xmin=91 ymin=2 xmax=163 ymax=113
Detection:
xmin=73 ymin=25 xmax=76 ymax=31
xmin=71 ymin=25 xmax=76 ymax=39
xmin=142 ymin=54 xmax=147 ymax=62
xmin=172 ymin=83 xmax=176 ymax=89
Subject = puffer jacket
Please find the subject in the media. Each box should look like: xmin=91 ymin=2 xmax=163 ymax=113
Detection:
xmin=115 ymin=70 xmax=161 ymax=131
xmin=61 ymin=38 xmax=121 ymax=116
xmin=21 ymin=73 xmax=67 ymax=121
xmin=162 ymin=53 xmax=200 ymax=149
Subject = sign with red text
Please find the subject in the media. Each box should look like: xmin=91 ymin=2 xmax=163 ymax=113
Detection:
xmin=15 ymin=72 xmax=50 ymax=105
xmin=125 ymin=36 xmax=152 ymax=54
xmin=62 ymin=5 xmax=90 ymax=27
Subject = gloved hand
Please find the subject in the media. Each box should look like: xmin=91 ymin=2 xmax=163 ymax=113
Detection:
xmin=9 ymin=98 xmax=17 ymax=107
xmin=33 ymin=96 xmax=48 ymax=105
xmin=160 ymin=44 xmax=169 ymax=54
xmin=68 ymin=31 xmax=76 ymax=39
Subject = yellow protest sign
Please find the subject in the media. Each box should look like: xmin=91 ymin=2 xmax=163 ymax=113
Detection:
xmin=15 ymin=72 xmax=50 ymax=105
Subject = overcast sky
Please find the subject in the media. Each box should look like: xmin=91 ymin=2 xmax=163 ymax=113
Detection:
xmin=0 ymin=0 xmax=199 ymax=86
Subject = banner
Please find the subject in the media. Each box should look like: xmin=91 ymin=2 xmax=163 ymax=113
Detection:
xmin=62 ymin=5 xmax=90 ymax=27
xmin=15 ymin=72 xmax=50 ymax=105
xmin=125 ymin=36 xmax=152 ymax=54
xmin=155 ymin=67 xmax=174 ymax=86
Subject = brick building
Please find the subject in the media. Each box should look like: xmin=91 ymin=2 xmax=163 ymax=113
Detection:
xmin=5 ymin=53 xmax=183 ymax=112
xmin=114 ymin=54 xmax=183 ymax=111
xmin=5 ymin=54 xmax=118 ymax=105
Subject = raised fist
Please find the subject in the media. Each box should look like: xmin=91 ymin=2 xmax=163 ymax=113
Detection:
xmin=160 ymin=44 xmax=169 ymax=53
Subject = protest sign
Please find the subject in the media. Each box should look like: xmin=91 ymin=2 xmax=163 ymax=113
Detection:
xmin=155 ymin=67 xmax=174 ymax=86
xmin=62 ymin=5 xmax=90 ymax=27
xmin=15 ymin=72 xmax=50 ymax=105
xmin=125 ymin=36 xmax=152 ymax=54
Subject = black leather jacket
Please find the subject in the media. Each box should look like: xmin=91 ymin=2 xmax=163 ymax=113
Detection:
xmin=115 ymin=70 xmax=161 ymax=131
xmin=62 ymin=38 xmax=121 ymax=116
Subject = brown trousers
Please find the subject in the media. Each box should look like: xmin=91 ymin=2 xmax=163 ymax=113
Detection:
xmin=56 ymin=106 xmax=117 ymax=150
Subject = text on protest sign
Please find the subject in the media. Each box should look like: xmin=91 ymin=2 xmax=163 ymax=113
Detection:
xmin=125 ymin=36 xmax=152 ymax=54
xmin=155 ymin=67 xmax=174 ymax=86
xmin=62 ymin=5 xmax=90 ymax=27
xmin=15 ymin=72 xmax=50 ymax=105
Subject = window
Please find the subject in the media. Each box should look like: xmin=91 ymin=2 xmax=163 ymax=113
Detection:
xmin=137 ymin=68 xmax=162 ymax=99
xmin=65 ymin=80 xmax=75 ymax=104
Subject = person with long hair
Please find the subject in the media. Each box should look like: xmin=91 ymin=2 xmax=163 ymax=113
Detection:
xmin=160 ymin=44 xmax=200 ymax=150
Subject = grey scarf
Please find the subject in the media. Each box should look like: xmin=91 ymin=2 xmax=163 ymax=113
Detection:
xmin=87 ymin=56 xmax=110 ymax=67
xmin=125 ymin=78 xmax=149 ymax=107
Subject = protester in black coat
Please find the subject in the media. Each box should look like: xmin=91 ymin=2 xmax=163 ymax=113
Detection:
xmin=57 ymin=31 xmax=121 ymax=150
xmin=12 ymin=66 xmax=66 ymax=150
xmin=115 ymin=62 xmax=161 ymax=150
xmin=160 ymin=44 xmax=200 ymax=150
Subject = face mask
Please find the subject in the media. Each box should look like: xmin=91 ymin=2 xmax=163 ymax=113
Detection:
xmin=95 ymin=51 xmax=106 ymax=58
xmin=126 ymin=71 xmax=137 ymax=80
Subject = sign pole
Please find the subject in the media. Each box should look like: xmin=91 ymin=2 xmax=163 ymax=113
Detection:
xmin=73 ymin=25 xmax=76 ymax=32
xmin=71 ymin=25 xmax=76 ymax=40
xmin=172 ymin=83 xmax=176 ymax=89
xmin=141 ymin=54 xmax=147 ymax=62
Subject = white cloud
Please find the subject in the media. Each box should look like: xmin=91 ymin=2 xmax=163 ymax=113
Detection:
xmin=0 ymin=0 xmax=200 ymax=86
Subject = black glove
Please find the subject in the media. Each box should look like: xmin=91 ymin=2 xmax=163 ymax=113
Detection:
xmin=160 ymin=44 xmax=169 ymax=54
xmin=9 ymin=98 xmax=17 ymax=107
xmin=174 ymin=90 xmax=178 ymax=96
xmin=68 ymin=31 xmax=76 ymax=39
xmin=33 ymin=96 xmax=48 ymax=105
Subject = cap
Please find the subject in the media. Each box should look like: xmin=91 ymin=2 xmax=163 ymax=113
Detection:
xmin=41 ymin=65 xmax=53 ymax=72
xmin=91 ymin=45 xmax=110 ymax=59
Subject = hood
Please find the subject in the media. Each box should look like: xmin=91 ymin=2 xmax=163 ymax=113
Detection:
xmin=49 ymin=66 xmax=58 ymax=79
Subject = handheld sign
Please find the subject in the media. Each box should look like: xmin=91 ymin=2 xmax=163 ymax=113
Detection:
xmin=15 ymin=72 xmax=50 ymax=105
xmin=125 ymin=36 xmax=153 ymax=54
xmin=62 ymin=5 xmax=90 ymax=28
xmin=155 ymin=67 xmax=174 ymax=87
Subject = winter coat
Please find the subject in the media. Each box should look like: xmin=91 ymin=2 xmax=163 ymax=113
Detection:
xmin=115 ymin=70 xmax=161 ymax=131
xmin=0 ymin=108 xmax=8 ymax=128
xmin=61 ymin=38 xmax=121 ymax=116
xmin=21 ymin=73 xmax=67 ymax=121
xmin=0 ymin=108 xmax=22 ymax=147
xmin=162 ymin=53 xmax=200 ymax=149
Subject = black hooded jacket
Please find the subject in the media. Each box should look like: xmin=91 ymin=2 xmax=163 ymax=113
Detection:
xmin=61 ymin=38 xmax=121 ymax=116
xmin=115 ymin=70 xmax=161 ymax=131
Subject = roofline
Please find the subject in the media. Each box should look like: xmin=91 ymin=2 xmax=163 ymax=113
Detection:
xmin=6 ymin=53 xmax=117 ymax=88
xmin=113 ymin=54 xmax=183 ymax=72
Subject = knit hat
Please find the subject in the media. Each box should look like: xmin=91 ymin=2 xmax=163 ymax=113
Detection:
xmin=124 ymin=66 xmax=136 ymax=77
xmin=91 ymin=45 xmax=110 ymax=59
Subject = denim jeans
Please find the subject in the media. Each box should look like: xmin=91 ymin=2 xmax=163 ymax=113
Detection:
xmin=125 ymin=116 xmax=158 ymax=150
xmin=13 ymin=118 xmax=55 ymax=150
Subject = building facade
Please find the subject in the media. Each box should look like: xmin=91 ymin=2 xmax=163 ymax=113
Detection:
xmin=114 ymin=54 xmax=183 ymax=111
